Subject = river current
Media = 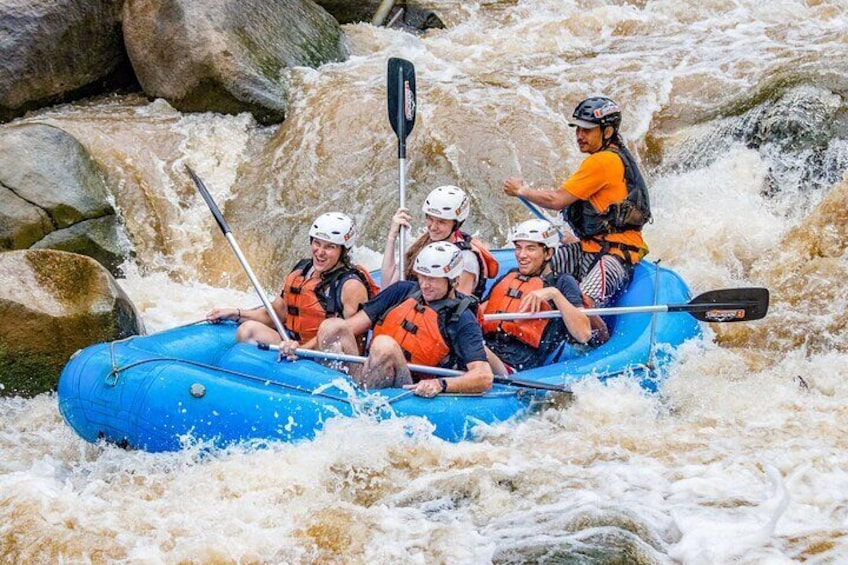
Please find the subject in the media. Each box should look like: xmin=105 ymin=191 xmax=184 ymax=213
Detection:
xmin=3 ymin=1 xmax=848 ymax=562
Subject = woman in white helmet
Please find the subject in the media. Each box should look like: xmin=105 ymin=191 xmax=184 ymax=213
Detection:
xmin=313 ymin=241 xmax=494 ymax=396
xmin=481 ymin=218 xmax=593 ymax=375
xmin=382 ymin=185 xmax=498 ymax=298
xmin=206 ymin=212 xmax=378 ymax=350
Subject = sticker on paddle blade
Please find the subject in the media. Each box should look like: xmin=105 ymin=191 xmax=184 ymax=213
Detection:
xmin=704 ymin=308 xmax=746 ymax=322
xmin=404 ymin=80 xmax=415 ymax=120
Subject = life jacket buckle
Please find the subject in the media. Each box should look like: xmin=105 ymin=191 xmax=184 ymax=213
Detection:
xmin=401 ymin=319 xmax=419 ymax=334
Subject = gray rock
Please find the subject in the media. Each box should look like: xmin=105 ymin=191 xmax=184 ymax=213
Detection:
xmin=0 ymin=0 xmax=134 ymax=123
xmin=0 ymin=249 xmax=144 ymax=398
xmin=0 ymin=124 xmax=114 ymax=233
xmin=31 ymin=216 xmax=127 ymax=277
xmin=0 ymin=123 xmax=128 ymax=274
xmin=122 ymin=0 xmax=348 ymax=124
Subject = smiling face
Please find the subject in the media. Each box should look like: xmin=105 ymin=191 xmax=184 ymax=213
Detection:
xmin=417 ymin=273 xmax=451 ymax=302
xmin=425 ymin=214 xmax=456 ymax=242
xmin=310 ymin=238 xmax=344 ymax=274
xmin=513 ymin=240 xmax=553 ymax=276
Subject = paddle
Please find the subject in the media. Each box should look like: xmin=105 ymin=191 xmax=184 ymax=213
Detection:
xmin=259 ymin=343 xmax=572 ymax=393
xmin=483 ymin=287 xmax=770 ymax=323
xmin=186 ymin=166 xmax=291 ymax=340
xmin=387 ymin=57 xmax=416 ymax=279
xmin=518 ymin=196 xmax=564 ymax=238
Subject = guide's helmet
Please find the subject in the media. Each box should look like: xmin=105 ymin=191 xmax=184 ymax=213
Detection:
xmin=568 ymin=97 xmax=622 ymax=130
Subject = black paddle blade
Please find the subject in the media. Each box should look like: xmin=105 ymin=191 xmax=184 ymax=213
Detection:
xmin=680 ymin=287 xmax=770 ymax=323
xmin=493 ymin=376 xmax=572 ymax=394
xmin=186 ymin=165 xmax=230 ymax=235
xmin=387 ymin=57 xmax=416 ymax=148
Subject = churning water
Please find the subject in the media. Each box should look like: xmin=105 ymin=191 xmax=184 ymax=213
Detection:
xmin=3 ymin=1 xmax=848 ymax=562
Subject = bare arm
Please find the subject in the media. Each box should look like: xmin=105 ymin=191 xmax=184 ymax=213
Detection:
xmin=380 ymin=207 xmax=412 ymax=285
xmin=456 ymin=271 xmax=477 ymax=295
xmin=502 ymin=177 xmax=579 ymax=211
xmin=206 ymin=295 xmax=287 ymax=329
xmin=340 ymin=278 xmax=369 ymax=320
xmin=521 ymin=287 xmax=592 ymax=344
xmin=343 ymin=309 xmax=374 ymax=337
xmin=404 ymin=360 xmax=494 ymax=397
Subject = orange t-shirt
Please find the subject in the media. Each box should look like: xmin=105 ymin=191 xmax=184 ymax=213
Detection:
xmin=560 ymin=151 xmax=648 ymax=263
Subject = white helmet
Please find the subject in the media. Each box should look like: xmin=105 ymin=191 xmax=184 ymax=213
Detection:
xmin=509 ymin=218 xmax=560 ymax=249
xmin=422 ymin=185 xmax=470 ymax=222
xmin=413 ymin=242 xmax=464 ymax=280
xmin=309 ymin=212 xmax=356 ymax=248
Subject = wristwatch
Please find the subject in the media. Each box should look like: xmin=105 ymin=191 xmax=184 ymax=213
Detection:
xmin=438 ymin=378 xmax=448 ymax=393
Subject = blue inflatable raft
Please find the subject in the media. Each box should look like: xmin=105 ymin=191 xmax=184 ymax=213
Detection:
xmin=58 ymin=250 xmax=701 ymax=452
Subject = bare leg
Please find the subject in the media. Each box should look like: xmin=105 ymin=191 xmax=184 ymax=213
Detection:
xmin=485 ymin=346 xmax=509 ymax=377
xmin=359 ymin=335 xmax=413 ymax=389
xmin=317 ymin=318 xmax=359 ymax=355
xmin=316 ymin=318 xmax=363 ymax=380
xmin=236 ymin=320 xmax=283 ymax=345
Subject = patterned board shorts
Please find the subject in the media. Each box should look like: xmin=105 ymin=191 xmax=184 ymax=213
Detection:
xmin=550 ymin=242 xmax=633 ymax=307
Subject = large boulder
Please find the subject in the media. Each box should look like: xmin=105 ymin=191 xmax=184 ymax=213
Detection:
xmin=122 ymin=0 xmax=348 ymax=124
xmin=0 ymin=249 xmax=144 ymax=398
xmin=31 ymin=216 xmax=127 ymax=275
xmin=0 ymin=0 xmax=135 ymax=123
xmin=0 ymin=123 xmax=127 ymax=275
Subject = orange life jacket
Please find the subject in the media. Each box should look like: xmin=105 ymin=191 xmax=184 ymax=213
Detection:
xmin=282 ymin=260 xmax=379 ymax=341
xmin=482 ymin=270 xmax=557 ymax=348
xmin=373 ymin=290 xmax=475 ymax=371
xmin=455 ymin=231 xmax=500 ymax=297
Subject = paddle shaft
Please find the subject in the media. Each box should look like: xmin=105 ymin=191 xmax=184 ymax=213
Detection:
xmin=484 ymin=287 xmax=769 ymax=323
xmin=264 ymin=343 xmax=462 ymax=377
xmin=484 ymin=302 xmax=758 ymax=321
xmin=395 ymin=66 xmax=408 ymax=279
xmin=186 ymin=166 xmax=290 ymax=340
xmin=518 ymin=196 xmax=564 ymax=238
xmin=486 ymin=304 xmax=678 ymax=321
xmin=262 ymin=344 xmax=572 ymax=393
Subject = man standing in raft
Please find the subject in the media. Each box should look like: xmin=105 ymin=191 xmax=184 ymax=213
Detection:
xmin=502 ymin=97 xmax=652 ymax=312
xmin=206 ymin=212 xmax=377 ymax=350
xmin=296 ymin=242 xmax=493 ymax=397
xmin=482 ymin=219 xmax=592 ymax=375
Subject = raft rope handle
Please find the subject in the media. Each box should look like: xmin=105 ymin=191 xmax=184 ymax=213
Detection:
xmin=107 ymin=350 xmax=354 ymax=403
xmin=104 ymin=320 xmax=212 ymax=387
xmin=105 ymin=338 xmax=522 ymax=404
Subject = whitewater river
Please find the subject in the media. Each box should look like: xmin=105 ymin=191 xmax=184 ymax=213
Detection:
xmin=3 ymin=1 xmax=848 ymax=562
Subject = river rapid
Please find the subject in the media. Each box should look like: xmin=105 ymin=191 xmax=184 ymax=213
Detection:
xmin=3 ymin=1 xmax=848 ymax=562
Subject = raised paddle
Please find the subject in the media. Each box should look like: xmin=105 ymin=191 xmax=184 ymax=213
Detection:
xmin=260 ymin=343 xmax=572 ymax=394
xmin=186 ymin=166 xmax=291 ymax=340
xmin=387 ymin=57 xmax=416 ymax=280
xmin=484 ymin=287 xmax=770 ymax=323
xmin=518 ymin=196 xmax=564 ymax=238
